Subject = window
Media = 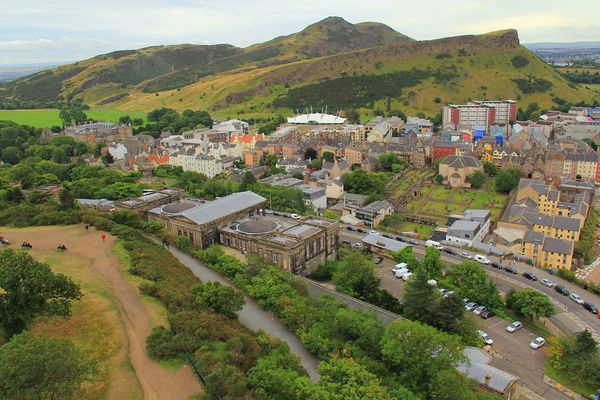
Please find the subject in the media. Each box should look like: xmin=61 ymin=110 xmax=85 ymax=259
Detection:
xmin=272 ymin=253 xmax=279 ymax=263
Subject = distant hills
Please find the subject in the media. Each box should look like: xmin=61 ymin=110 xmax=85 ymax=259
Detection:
xmin=0 ymin=62 xmax=69 ymax=83
xmin=524 ymin=42 xmax=600 ymax=50
xmin=1 ymin=17 xmax=598 ymax=118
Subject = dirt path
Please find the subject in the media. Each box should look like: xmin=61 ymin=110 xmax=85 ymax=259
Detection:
xmin=5 ymin=226 xmax=202 ymax=400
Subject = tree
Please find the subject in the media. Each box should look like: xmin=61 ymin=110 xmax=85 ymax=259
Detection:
xmin=304 ymin=147 xmax=317 ymax=160
xmin=506 ymin=289 xmax=556 ymax=321
xmin=447 ymin=261 xmax=503 ymax=309
xmin=378 ymin=152 xmax=401 ymax=172
xmin=1 ymin=146 xmax=23 ymax=165
xmin=59 ymin=187 xmax=76 ymax=210
xmin=402 ymin=271 xmax=437 ymax=322
xmin=345 ymin=109 xmax=360 ymax=124
xmin=59 ymin=108 xmax=72 ymax=126
xmin=191 ymin=282 xmax=245 ymax=319
xmin=495 ymin=168 xmax=522 ymax=193
xmin=239 ymin=171 xmax=257 ymax=191
xmin=392 ymin=247 xmax=422 ymax=271
xmin=0 ymin=332 xmax=97 ymax=400
xmin=423 ymin=246 xmax=442 ymax=278
xmin=341 ymin=170 xmax=388 ymax=195
xmin=332 ymin=253 xmax=380 ymax=299
xmin=483 ymin=161 xmax=498 ymax=177
xmin=0 ymin=249 xmax=82 ymax=337
xmin=4 ymin=186 xmax=24 ymax=203
xmin=322 ymin=152 xmax=334 ymax=162
xmin=380 ymin=319 xmax=465 ymax=396
xmin=466 ymin=170 xmax=486 ymax=189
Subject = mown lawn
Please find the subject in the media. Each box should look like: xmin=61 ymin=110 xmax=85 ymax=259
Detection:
xmin=0 ymin=107 xmax=146 ymax=128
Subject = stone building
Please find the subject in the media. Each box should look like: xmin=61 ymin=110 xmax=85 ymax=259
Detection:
xmin=148 ymin=191 xmax=267 ymax=248
xmin=219 ymin=215 xmax=339 ymax=275
xmin=438 ymin=155 xmax=483 ymax=188
xmin=115 ymin=188 xmax=184 ymax=213
xmin=64 ymin=122 xmax=133 ymax=145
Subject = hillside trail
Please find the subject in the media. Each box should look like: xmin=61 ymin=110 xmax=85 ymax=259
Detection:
xmin=6 ymin=225 xmax=202 ymax=400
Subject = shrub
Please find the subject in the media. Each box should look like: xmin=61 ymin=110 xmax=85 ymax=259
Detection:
xmin=511 ymin=55 xmax=529 ymax=68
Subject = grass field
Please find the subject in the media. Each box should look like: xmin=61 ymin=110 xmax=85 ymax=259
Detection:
xmin=0 ymin=107 xmax=146 ymax=128
xmin=544 ymin=362 xmax=596 ymax=398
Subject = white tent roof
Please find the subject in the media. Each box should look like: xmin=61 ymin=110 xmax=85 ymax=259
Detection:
xmin=287 ymin=113 xmax=346 ymax=124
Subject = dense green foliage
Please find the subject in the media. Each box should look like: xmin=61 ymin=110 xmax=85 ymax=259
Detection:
xmin=0 ymin=332 xmax=97 ymax=400
xmin=494 ymin=168 xmax=522 ymax=193
xmin=505 ymin=289 xmax=556 ymax=321
xmin=273 ymin=68 xmax=458 ymax=110
xmin=191 ymin=282 xmax=245 ymax=319
xmin=0 ymin=249 xmax=82 ymax=338
xmin=512 ymin=77 xmax=553 ymax=94
xmin=342 ymin=169 xmax=388 ymax=195
xmin=547 ymin=330 xmax=600 ymax=389
xmin=377 ymin=152 xmax=408 ymax=173
xmin=562 ymin=70 xmax=600 ymax=84
xmin=466 ymin=170 xmax=486 ymax=189
xmin=510 ymin=55 xmax=530 ymax=68
xmin=135 ymin=108 xmax=212 ymax=137
xmin=446 ymin=261 xmax=503 ymax=309
xmin=574 ymin=207 xmax=598 ymax=264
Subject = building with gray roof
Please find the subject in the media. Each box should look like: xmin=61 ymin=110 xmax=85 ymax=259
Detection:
xmin=149 ymin=191 xmax=267 ymax=248
xmin=458 ymin=347 xmax=519 ymax=397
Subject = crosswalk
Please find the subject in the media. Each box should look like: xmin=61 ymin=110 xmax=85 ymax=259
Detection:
xmin=563 ymin=312 xmax=600 ymax=342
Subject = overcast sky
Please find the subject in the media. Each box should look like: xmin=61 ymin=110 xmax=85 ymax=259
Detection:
xmin=2 ymin=0 xmax=599 ymax=65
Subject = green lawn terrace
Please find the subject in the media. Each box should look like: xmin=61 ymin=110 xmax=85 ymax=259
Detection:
xmin=383 ymin=169 xmax=508 ymax=239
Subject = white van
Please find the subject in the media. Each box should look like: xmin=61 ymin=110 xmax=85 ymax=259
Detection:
xmin=425 ymin=240 xmax=444 ymax=250
xmin=474 ymin=254 xmax=490 ymax=265
xmin=392 ymin=263 xmax=409 ymax=278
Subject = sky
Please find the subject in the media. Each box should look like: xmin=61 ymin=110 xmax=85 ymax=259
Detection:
xmin=1 ymin=0 xmax=599 ymax=65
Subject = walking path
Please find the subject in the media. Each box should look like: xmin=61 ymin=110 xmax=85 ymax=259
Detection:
xmin=6 ymin=226 xmax=202 ymax=400
xmin=164 ymin=245 xmax=321 ymax=381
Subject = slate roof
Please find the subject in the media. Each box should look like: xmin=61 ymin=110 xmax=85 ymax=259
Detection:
xmin=439 ymin=155 xmax=482 ymax=168
xmin=458 ymin=347 xmax=519 ymax=394
xmin=362 ymin=233 xmax=411 ymax=252
xmin=542 ymin=237 xmax=574 ymax=255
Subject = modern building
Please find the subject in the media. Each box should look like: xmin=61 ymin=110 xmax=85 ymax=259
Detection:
xmin=219 ymin=215 xmax=339 ymax=275
xmin=446 ymin=210 xmax=491 ymax=246
xmin=286 ymin=113 xmax=346 ymax=125
xmin=351 ymin=200 xmax=394 ymax=228
xmin=148 ymin=191 xmax=267 ymax=247
xmin=443 ymin=100 xmax=516 ymax=131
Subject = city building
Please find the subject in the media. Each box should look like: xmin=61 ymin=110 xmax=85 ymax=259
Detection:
xmin=115 ymin=188 xmax=184 ymax=213
xmin=350 ymin=200 xmax=394 ymax=228
xmin=148 ymin=191 xmax=267 ymax=248
xmin=443 ymin=100 xmax=517 ymax=131
xmin=219 ymin=215 xmax=339 ymax=275
xmin=438 ymin=155 xmax=483 ymax=188
xmin=64 ymin=122 xmax=133 ymax=145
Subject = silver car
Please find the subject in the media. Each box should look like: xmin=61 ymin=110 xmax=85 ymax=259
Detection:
xmin=506 ymin=321 xmax=523 ymax=333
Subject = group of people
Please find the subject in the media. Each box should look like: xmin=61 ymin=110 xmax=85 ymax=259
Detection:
xmin=21 ymin=241 xmax=32 ymax=248
xmin=0 ymin=236 xmax=8 ymax=245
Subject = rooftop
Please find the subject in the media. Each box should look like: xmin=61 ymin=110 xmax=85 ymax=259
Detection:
xmin=362 ymin=233 xmax=411 ymax=252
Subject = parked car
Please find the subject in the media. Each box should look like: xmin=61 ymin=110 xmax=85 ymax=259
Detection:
xmin=522 ymin=272 xmax=538 ymax=281
xmin=583 ymin=302 xmax=599 ymax=314
xmin=480 ymin=309 xmax=496 ymax=319
xmin=393 ymin=265 xmax=409 ymax=279
xmin=570 ymin=293 xmax=585 ymax=305
xmin=506 ymin=321 xmax=523 ymax=333
xmin=393 ymin=263 xmax=408 ymax=273
xmin=370 ymin=230 xmax=378 ymax=234
xmin=477 ymin=330 xmax=494 ymax=346
xmin=356 ymin=228 xmax=365 ymax=234
xmin=554 ymin=285 xmax=570 ymax=296
xmin=491 ymin=262 xmax=503 ymax=269
xmin=474 ymin=255 xmax=490 ymax=265
xmin=425 ymin=240 xmax=444 ymax=250
xmin=290 ymin=213 xmax=301 ymax=220
xmin=504 ymin=266 xmax=518 ymax=274
xmin=395 ymin=236 xmax=405 ymax=242
xmin=382 ymin=234 xmax=393 ymax=239
xmin=465 ymin=302 xmax=478 ymax=311
xmin=439 ymin=288 xmax=448 ymax=295
xmin=401 ymin=272 xmax=413 ymax=281
xmin=473 ymin=305 xmax=487 ymax=315
xmin=463 ymin=298 xmax=470 ymax=304
xmin=346 ymin=226 xmax=356 ymax=231
xmin=444 ymin=290 xmax=455 ymax=298
xmin=529 ymin=337 xmax=546 ymax=350
xmin=541 ymin=278 xmax=553 ymax=287
xmin=374 ymin=256 xmax=384 ymax=265
xmin=459 ymin=252 xmax=472 ymax=259
xmin=427 ymin=279 xmax=438 ymax=286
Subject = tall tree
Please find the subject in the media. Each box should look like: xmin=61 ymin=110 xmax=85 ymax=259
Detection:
xmin=447 ymin=261 xmax=503 ymax=309
xmin=506 ymin=289 xmax=556 ymax=321
xmin=423 ymin=247 xmax=442 ymax=279
xmin=191 ymin=282 xmax=245 ymax=319
xmin=0 ymin=332 xmax=97 ymax=400
xmin=402 ymin=271 xmax=437 ymax=322
xmin=380 ymin=319 xmax=465 ymax=396
xmin=332 ymin=253 xmax=380 ymax=299
xmin=0 ymin=249 xmax=82 ymax=337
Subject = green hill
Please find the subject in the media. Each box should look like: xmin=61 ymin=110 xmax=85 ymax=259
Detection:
xmin=0 ymin=18 xmax=598 ymax=122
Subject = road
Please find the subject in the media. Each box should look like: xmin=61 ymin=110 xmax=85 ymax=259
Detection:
xmin=340 ymin=227 xmax=600 ymax=341
xmin=164 ymin=245 xmax=321 ymax=381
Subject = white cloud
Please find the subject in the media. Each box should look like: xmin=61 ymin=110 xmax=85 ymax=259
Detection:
xmin=1 ymin=0 xmax=598 ymax=64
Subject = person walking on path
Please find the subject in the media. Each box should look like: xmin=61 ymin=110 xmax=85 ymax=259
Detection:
xmin=101 ymin=233 xmax=106 ymax=243
xmin=85 ymin=224 xmax=89 ymax=233
xmin=594 ymin=389 xmax=600 ymax=400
